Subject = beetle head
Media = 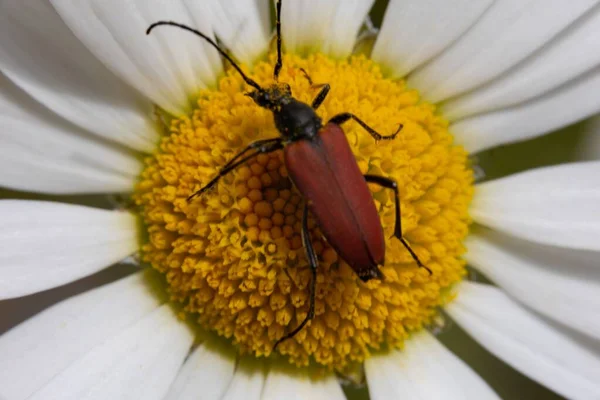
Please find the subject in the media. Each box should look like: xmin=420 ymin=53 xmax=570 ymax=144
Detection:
xmin=246 ymin=83 xmax=292 ymax=110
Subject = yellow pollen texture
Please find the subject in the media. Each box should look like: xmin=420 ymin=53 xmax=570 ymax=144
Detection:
xmin=135 ymin=53 xmax=474 ymax=370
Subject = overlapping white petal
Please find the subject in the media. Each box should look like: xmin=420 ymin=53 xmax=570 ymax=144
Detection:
xmin=281 ymin=0 xmax=374 ymax=58
xmin=29 ymin=305 xmax=193 ymax=400
xmin=165 ymin=343 xmax=236 ymax=400
xmin=365 ymin=331 xmax=500 ymax=400
xmin=0 ymin=75 xmax=141 ymax=194
xmin=452 ymin=66 xmax=600 ymax=153
xmin=443 ymin=6 xmax=600 ymax=121
xmin=0 ymin=200 xmax=139 ymax=299
xmin=409 ymin=0 xmax=597 ymax=103
xmin=372 ymin=0 xmax=494 ymax=78
xmin=221 ymin=358 xmax=266 ymax=400
xmin=467 ymin=229 xmax=600 ymax=341
xmin=446 ymin=282 xmax=600 ymax=400
xmin=0 ymin=272 xmax=163 ymax=400
xmin=198 ymin=0 xmax=270 ymax=65
xmin=471 ymin=161 xmax=600 ymax=251
xmin=0 ymin=0 xmax=157 ymax=152
xmin=261 ymin=368 xmax=345 ymax=400
xmin=51 ymin=0 xmax=223 ymax=116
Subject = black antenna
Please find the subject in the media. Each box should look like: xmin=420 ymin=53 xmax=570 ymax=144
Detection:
xmin=146 ymin=21 xmax=263 ymax=91
xmin=273 ymin=0 xmax=283 ymax=80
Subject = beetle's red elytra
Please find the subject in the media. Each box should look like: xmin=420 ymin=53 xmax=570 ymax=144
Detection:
xmin=285 ymin=123 xmax=386 ymax=282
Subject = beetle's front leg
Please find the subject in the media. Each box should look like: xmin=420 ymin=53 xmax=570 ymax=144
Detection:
xmin=364 ymin=174 xmax=432 ymax=275
xmin=300 ymin=68 xmax=331 ymax=110
xmin=187 ymin=138 xmax=283 ymax=201
xmin=329 ymin=113 xmax=402 ymax=141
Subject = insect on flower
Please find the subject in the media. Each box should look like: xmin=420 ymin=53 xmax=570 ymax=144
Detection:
xmin=147 ymin=0 xmax=431 ymax=348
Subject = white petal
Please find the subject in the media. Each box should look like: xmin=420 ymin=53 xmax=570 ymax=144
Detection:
xmin=451 ymin=66 xmax=600 ymax=154
xmin=0 ymin=0 xmax=157 ymax=152
xmin=443 ymin=6 xmax=600 ymax=121
xmin=30 ymin=305 xmax=193 ymax=400
xmin=471 ymin=162 xmax=600 ymax=251
xmin=0 ymin=75 xmax=141 ymax=194
xmin=365 ymin=331 xmax=499 ymax=400
xmin=468 ymin=230 xmax=600 ymax=342
xmin=165 ymin=342 xmax=236 ymax=400
xmin=0 ymin=200 xmax=139 ymax=299
xmin=221 ymin=358 xmax=266 ymax=400
xmin=409 ymin=0 xmax=598 ymax=103
xmin=446 ymin=282 xmax=600 ymax=400
xmin=0 ymin=272 xmax=163 ymax=400
xmin=51 ymin=0 xmax=223 ymax=116
xmin=281 ymin=0 xmax=374 ymax=59
xmin=372 ymin=0 xmax=494 ymax=78
xmin=195 ymin=0 xmax=270 ymax=65
xmin=261 ymin=368 xmax=345 ymax=400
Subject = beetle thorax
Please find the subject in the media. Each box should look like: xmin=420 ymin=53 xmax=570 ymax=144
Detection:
xmin=273 ymin=98 xmax=322 ymax=140
xmin=248 ymin=82 xmax=322 ymax=140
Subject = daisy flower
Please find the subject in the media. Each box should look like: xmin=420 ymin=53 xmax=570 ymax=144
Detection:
xmin=1 ymin=0 xmax=600 ymax=399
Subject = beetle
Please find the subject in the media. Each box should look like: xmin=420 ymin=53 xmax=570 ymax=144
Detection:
xmin=147 ymin=0 xmax=431 ymax=349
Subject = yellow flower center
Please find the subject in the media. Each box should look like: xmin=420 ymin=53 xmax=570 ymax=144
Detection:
xmin=135 ymin=53 xmax=473 ymax=371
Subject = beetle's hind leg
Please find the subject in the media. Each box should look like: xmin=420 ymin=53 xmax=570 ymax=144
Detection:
xmin=364 ymin=174 xmax=432 ymax=275
xmin=329 ymin=113 xmax=402 ymax=141
xmin=299 ymin=68 xmax=331 ymax=110
xmin=273 ymin=202 xmax=318 ymax=350
xmin=187 ymin=138 xmax=283 ymax=202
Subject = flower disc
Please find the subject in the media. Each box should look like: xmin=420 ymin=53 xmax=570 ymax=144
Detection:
xmin=135 ymin=53 xmax=474 ymax=370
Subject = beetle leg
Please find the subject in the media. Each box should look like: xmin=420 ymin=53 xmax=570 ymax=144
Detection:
xmin=220 ymin=138 xmax=281 ymax=171
xmin=299 ymin=68 xmax=331 ymax=110
xmin=187 ymin=138 xmax=283 ymax=201
xmin=311 ymin=84 xmax=331 ymax=110
xmin=299 ymin=68 xmax=320 ymax=87
xmin=364 ymin=174 xmax=432 ymax=275
xmin=273 ymin=202 xmax=318 ymax=350
xmin=329 ymin=113 xmax=403 ymax=141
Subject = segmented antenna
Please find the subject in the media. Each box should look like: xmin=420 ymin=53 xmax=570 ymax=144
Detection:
xmin=146 ymin=21 xmax=263 ymax=91
xmin=273 ymin=0 xmax=283 ymax=80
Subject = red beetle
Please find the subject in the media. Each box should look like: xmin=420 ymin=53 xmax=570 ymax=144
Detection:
xmin=147 ymin=0 xmax=430 ymax=348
